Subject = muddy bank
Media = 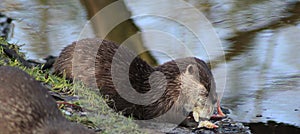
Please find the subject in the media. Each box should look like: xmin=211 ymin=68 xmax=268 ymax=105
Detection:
xmin=246 ymin=121 xmax=300 ymax=134
xmin=164 ymin=119 xmax=300 ymax=134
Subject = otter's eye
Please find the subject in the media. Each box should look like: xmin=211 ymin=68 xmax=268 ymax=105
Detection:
xmin=186 ymin=64 xmax=196 ymax=74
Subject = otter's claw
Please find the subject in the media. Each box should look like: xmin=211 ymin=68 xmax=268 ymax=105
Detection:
xmin=192 ymin=107 xmax=201 ymax=122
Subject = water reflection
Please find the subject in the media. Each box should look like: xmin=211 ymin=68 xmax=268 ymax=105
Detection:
xmin=0 ymin=0 xmax=94 ymax=60
xmin=223 ymin=23 xmax=300 ymax=126
xmin=125 ymin=0 xmax=300 ymax=126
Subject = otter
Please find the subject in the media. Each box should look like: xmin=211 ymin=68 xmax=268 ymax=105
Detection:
xmin=53 ymin=38 xmax=224 ymax=124
xmin=0 ymin=66 xmax=95 ymax=134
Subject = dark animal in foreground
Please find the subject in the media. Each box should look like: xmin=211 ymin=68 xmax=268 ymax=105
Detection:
xmin=0 ymin=66 xmax=95 ymax=134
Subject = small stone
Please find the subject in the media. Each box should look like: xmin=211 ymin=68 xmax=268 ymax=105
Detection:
xmin=62 ymin=109 xmax=72 ymax=116
xmin=294 ymin=109 xmax=299 ymax=111
xmin=256 ymin=114 xmax=263 ymax=117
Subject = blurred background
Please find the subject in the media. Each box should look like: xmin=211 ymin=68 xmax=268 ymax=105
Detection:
xmin=0 ymin=0 xmax=299 ymax=128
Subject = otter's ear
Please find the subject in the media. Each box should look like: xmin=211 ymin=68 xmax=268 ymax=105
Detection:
xmin=185 ymin=64 xmax=197 ymax=74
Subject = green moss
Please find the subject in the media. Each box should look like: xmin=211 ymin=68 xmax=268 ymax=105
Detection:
xmin=72 ymin=83 xmax=143 ymax=133
xmin=0 ymin=38 xmax=144 ymax=134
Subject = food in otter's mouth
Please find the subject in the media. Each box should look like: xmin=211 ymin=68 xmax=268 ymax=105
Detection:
xmin=210 ymin=99 xmax=226 ymax=119
xmin=193 ymin=99 xmax=226 ymax=128
xmin=198 ymin=120 xmax=218 ymax=129
xmin=0 ymin=66 xmax=95 ymax=134
xmin=53 ymin=38 xmax=225 ymax=125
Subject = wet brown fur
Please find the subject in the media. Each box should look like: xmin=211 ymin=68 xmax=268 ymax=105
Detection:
xmin=53 ymin=38 xmax=217 ymax=121
xmin=0 ymin=66 xmax=95 ymax=134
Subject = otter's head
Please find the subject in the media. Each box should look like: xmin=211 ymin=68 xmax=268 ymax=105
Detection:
xmin=153 ymin=57 xmax=218 ymax=122
xmin=178 ymin=63 xmax=217 ymax=122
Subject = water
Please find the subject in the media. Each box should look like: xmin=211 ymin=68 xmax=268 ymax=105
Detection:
xmin=1 ymin=0 xmax=300 ymax=128
xmin=0 ymin=0 xmax=94 ymax=61
xmin=125 ymin=0 xmax=300 ymax=127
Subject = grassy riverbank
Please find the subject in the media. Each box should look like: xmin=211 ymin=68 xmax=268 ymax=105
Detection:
xmin=0 ymin=38 xmax=143 ymax=134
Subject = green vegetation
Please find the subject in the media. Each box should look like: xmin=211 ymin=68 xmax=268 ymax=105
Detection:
xmin=0 ymin=38 xmax=143 ymax=134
